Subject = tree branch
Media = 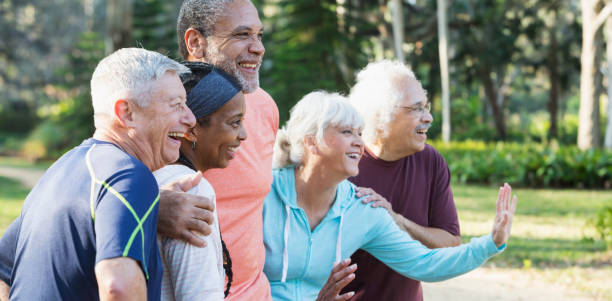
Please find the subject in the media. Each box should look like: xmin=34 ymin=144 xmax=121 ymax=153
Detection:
xmin=594 ymin=3 xmax=612 ymax=33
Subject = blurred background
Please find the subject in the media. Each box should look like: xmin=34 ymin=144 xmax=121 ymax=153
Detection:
xmin=0 ymin=0 xmax=610 ymax=299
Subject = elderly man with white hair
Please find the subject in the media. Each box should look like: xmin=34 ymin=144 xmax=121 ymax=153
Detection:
xmin=343 ymin=60 xmax=462 ymax=301
xmin=3 ymin=48 xmax=195 ymax=301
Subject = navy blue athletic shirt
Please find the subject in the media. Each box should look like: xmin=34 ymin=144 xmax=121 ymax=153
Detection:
xmin=5 ymin=138 xmax=162 ymax=300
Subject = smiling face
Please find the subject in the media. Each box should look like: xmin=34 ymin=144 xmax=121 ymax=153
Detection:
xmin=188 ymin=92 xmax=247 ymax=171
xmin=383 ymin=76 xmax=433 ymax=157
xmin=204 ymin=0 xmax=264 ymax=93
xmin=316 ymin=125 xmax=364 ymax=178
xmin=131 ymin=71 xmax=196 ymax=171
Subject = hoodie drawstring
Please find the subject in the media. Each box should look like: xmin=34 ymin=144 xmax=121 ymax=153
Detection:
xmin=281 ymin=205 xmax=291 ymax=283
xmin=335 ymin=213 xmax=344 ymax=263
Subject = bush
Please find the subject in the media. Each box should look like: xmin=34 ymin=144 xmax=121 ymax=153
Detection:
xmin=430 ymin=140 xmax=611 ymax=188
xmin=595 ymin=207 xmax=612 ymax=249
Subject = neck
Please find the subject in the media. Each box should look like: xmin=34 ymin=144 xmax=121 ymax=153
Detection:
xmin=179 ymin=143 xmax=211 ymax=173
xmin=294 ymin=161 xmax=343 ymax=212
xmin=366 ymin=139 xmax=414 ymax=161
xmin=93 ymin=127 xmax=156 ymax=170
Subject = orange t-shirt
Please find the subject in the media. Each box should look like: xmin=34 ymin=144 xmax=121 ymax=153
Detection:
xmin=203 ymin=88 xmax=279 ymax=301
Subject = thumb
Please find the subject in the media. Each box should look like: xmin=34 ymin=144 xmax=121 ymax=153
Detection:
xmin=176 ymin=171 xmax=203 ymax=192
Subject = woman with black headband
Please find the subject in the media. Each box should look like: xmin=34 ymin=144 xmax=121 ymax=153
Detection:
xmin=154 ymin=62 xmax=246 ymax=300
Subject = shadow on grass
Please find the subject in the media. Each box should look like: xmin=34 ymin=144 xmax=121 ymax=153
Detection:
xmin=462 ymin=234 xmax=611 ymax=269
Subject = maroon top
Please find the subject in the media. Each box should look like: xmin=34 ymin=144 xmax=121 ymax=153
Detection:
xmin=345 ymin=144 xmax=460 ymax=301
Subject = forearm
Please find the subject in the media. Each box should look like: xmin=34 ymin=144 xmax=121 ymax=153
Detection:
xmin=391 ymin=212 xmax=461 ymax=248
xmin=0 ymin=280 xmax=9 ymax=301
xmin=95 ymin=257 xmax=146 ymax=301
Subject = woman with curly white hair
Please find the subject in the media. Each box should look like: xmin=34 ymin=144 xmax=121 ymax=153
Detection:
xmin=261 ymin=91 xmax=518 ymax=301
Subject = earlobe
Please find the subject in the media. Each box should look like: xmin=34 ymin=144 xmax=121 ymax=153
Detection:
xmin=185 ymin=28 xmax=207 ymax=60
xmin=114 ymin=99 xmax=133 ymax=127
xmin=304 ymin=136 xmax=319 ymax=155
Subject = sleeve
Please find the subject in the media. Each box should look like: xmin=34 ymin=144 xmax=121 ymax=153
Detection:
xmin=0 ymin=218 xmax=19 ymax=284
xmin=157 ymin=174 xmax=224 ymax=301
xmin=362 ymin=209 xmax=504 ymax=282
xmin=94 ymin=166 xmax=160 ymax=280
xmin=160 ymin=233 xmax=224 ymax=301
xmin=428 ymin=150 xmax=460 ymax=236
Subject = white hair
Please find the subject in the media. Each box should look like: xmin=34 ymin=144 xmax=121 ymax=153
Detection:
xmin=348 ymin=60 xmax=422 ymax=144
xmin=273 ymin=91 xmax=364 ymax=169
xmin=90 ymin=48 xmax=189 ymax=128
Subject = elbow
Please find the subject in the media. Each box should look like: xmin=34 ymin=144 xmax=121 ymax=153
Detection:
xmin=99 ymin=279 xmax=132 ymax=300
xmin=449 ymin=235 xmax=461 ymax=247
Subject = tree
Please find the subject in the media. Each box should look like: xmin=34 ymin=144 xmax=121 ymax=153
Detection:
xmin=105 ymin=0 xmax=133 ymax=53
xmin=605 ymin=17 xmax=612 ymax=148
xmin=578 ymin=0 xmax=612 ymax=149
xmin=437 ymin=0 xmax=451 ymax=142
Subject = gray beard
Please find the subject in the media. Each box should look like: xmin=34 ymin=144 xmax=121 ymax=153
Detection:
xmin=205 ymin=46 xmax=260 ymax=93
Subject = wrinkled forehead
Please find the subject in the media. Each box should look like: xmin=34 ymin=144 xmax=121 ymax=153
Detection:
xmin=216 ymin=0 xmax=263 ymax=33
xmin=392 ymin=76 xmax=427 ymax=106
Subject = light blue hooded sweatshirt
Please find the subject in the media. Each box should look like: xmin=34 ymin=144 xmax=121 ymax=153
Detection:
xmin=263 ymin=167 xmax=505 ymax=301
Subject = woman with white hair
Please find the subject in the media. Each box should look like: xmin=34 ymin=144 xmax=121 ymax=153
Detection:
xmin=262 ymin=91 xmax=517 ymax=301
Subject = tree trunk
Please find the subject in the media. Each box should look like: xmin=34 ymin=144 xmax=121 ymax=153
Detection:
xmin=391 ymin=0 xmax=404 ymax=61
xmin=479 ymin=67 xmax=506 ymax=138
xmin=106 ymin=0 xmax=133 ymax=54
xmin=605 ymin=17 xmax=612 ymax=148
xmin=438 ymin=0 xmax=451 ymax=142
xmin=548 ymin=26 xmax=560 ymax=139
xmin=578 ymin=0 xmax=612 ymax=149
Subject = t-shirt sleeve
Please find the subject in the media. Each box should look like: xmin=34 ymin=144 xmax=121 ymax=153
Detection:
xmin=0 ymin=217 xmax=19 ymax=284
xmin=93 ymin=166 xmax=160 ymax=280
xmin=158 ymin=177 xmax=224 ymax=301
xmin=362 ymin=208 xmax=502 ymax=282
xmin=428 ymin=150 xmax=460 ymax=236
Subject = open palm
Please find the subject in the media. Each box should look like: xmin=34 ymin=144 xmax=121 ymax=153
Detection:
xmin=491 ymin=183 xmax=518 ymax=247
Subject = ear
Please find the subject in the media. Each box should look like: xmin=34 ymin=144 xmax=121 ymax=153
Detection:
xmin=113 ymin=99 xmax=136 ymax=128
xmin=303 ymin=136 xmax=319 ymax=155
xmin=185 ymin=28 xmax=208 ymax=60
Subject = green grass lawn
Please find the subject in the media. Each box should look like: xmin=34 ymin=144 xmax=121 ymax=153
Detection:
xmin=0 ymin=176 xmax=610 ymax=297
xmin=452 ymin=185 xmax=612 ymax=299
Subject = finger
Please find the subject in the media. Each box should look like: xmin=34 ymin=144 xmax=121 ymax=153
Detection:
xmin=331 ymin=259 xmax=351 ymax=273
xmin=186 ymin=218 xmax=212 ymax=236
xmin=175 ymin=172 xmax=203 ymax=192
xmin=330 ymin=264 xmax=357 ymax=283
xmin=332 ymin=273 xmax=355 ymax=298
xmin=504 ymin=184 xmax=511 ymax=211
xmin=361 ymin=197 xmax=375 ymax=204
xmin=192 ymin=195 xmax=215 ymax=212
xmin=193 ymin=207 xmax=215 ymax=225
xmin=335 ymin=291 xmax=355 ymax=301
xmin=180 ymin=230 xmax=207 ymax=248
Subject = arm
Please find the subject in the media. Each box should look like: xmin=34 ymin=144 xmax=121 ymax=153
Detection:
xmin=361 ymin=185 xmax=516 ymax=282
xmin=95 ymin=257 xmax=146 ymax=301
xmin=157 ymin=172 xmax=215 ymax=247
xmin=356 ymin=187 xmax=460 ymax=248
xmin=0 ymin=280 xmax=9 ymax=301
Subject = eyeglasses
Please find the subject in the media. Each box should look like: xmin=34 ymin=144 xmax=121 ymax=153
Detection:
xmin=397 ymin=102 xmax=431 ymax=116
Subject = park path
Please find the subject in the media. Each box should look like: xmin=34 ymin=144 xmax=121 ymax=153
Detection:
xmin=0 ymin=165 xmax=600 ymax=300
xmin=0 ymin=165 xmax=45 ymax=189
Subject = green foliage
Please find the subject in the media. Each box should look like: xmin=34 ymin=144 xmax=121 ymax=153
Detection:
xmin=595 ymin=207 xmax=612 ymax=249
xmin=22 ymin=31 xmax=105 ymax=161
xmin=132 ymin=0 xmax=178 ymax=58
xmin=431 ymin=140 xmax=612 ymax=188
xmin=0 ymin=176 xmax=29 ymax=236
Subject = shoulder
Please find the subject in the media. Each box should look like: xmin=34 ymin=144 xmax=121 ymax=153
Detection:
xmin=246 ymin=87 xmax=276 ymax=106
xmin=413 ymin=144 xmax=448 ymax=167
xmin=154 ymin=165 xmax=215 ymax=200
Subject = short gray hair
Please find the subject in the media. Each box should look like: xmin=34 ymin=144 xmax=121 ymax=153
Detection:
xmin=349 ymin=60 xmax=421 ymax=144
xmin=273 ymin=91 xmax=364 ymax=169
xmin=90 ymin=48 xmax=189 ymax=128
xmin=177 ymin=0 xmax=234 ymax=59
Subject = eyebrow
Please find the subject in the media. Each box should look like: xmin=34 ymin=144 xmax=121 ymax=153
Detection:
xmin=232 ymin=25 xmax=264 ymax=33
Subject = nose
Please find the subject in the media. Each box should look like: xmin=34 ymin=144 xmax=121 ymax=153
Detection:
xmin=237 ymin=124 xmax=247 ymax=141
xmin=182 ymin=104 xmax=196 ymax=128
xmin=353 ymin=134 xmax=364 ymax=150
xmin=249 ymin=37 xmax=265 ymax=57
xmin=421 ymin=110 xmax=433 ymax=124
